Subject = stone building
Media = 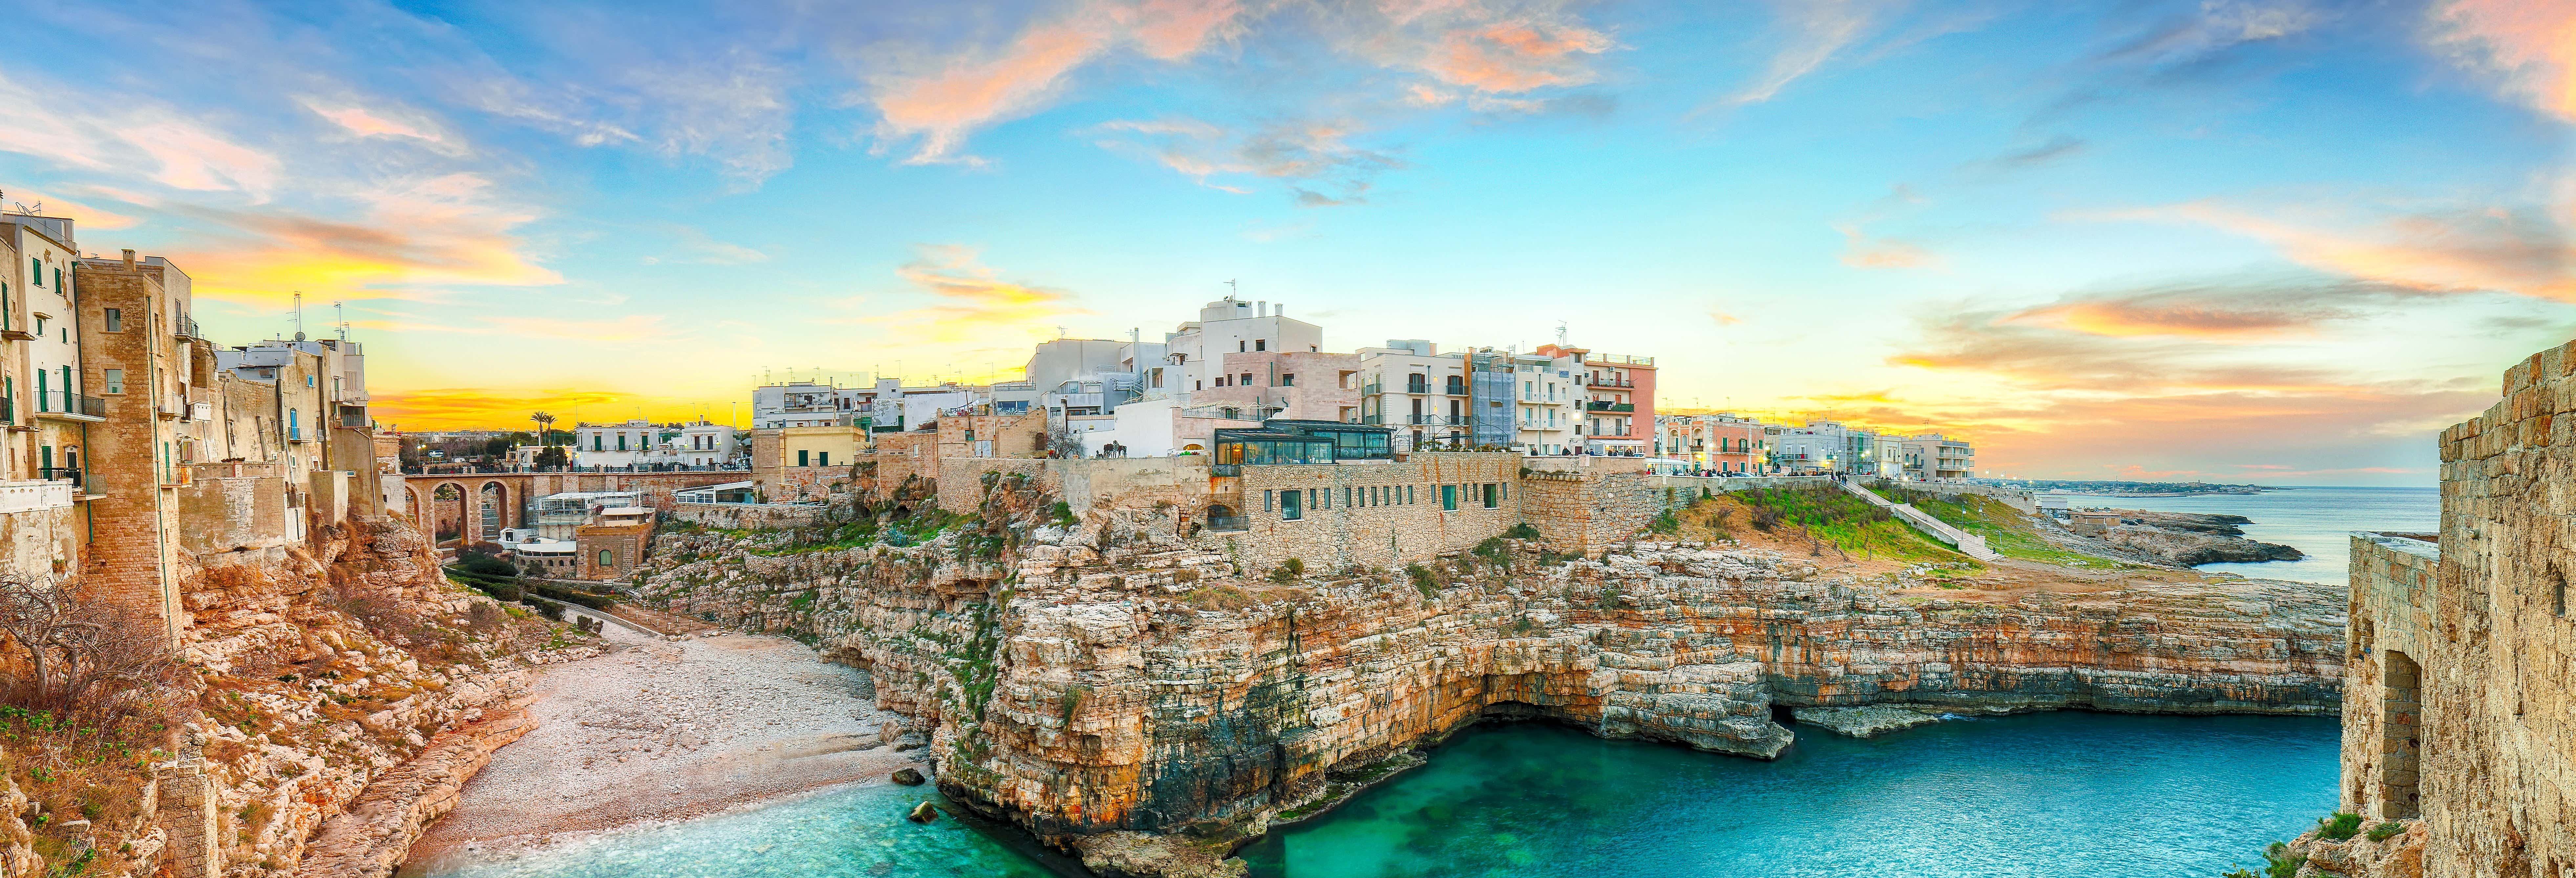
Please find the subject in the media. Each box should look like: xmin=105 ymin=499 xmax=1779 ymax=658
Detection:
xmin=575 ymin=507 xmax=653 ymax=580
xmin=2339 ymin=338 xmax=2574 ymax=877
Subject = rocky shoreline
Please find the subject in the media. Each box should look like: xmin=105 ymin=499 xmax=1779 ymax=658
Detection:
xmin=630 ymin=482 xmax=2345 ymax=877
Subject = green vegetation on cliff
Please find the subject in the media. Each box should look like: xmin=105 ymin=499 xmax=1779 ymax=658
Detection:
xmin=1884 ymin=491 xmax=2145 ymax=570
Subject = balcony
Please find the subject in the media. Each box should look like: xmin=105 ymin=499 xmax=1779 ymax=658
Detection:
xmin=1587 ymin=401 xmax=1635 ymax=413
xmin=1404 ymin=382 xmax=1429 ymax=395
xmin=36 ymin=393 xmax=104 ymax=422
xmin=1211 ymin=463 xmax=1241 ymax=477
xmin=0 ymin=479 xmax=73 ymax=513
xmin=1588 ymin=376 xmax=1633 ymax=388
xmin=174 ymin=316 xmax=201 ymax=340
xmin=1592 ymin=353 xmax=1654 ymax=366
xmin=40 ymin=467 xmax=80 ymax=491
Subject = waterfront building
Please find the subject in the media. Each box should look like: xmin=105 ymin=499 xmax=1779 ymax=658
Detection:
xmin=1191 ymin=350 xmax=1359 ymax=424
xmin=1158 ymin=296 xmax=1321 ymax=403
xmin=1900 ymin=434 xmax=1975 ymax=481
xmin=572 ymin=419 xmax=668 ymax=468
xmin=1537 ymin=344 xmax=1655 ymax=457
xmin=1654 ymin=414 xmax=1766 ymax=474
xmin=1355 ymin=340 xmax=1473 ymax=452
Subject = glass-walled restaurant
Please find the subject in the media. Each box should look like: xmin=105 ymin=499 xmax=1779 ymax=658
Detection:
xmin=1212 ymin=419 xmax=1394 ymax=469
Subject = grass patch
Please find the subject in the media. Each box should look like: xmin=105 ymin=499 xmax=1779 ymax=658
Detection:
xmin=1884 ymin=491 xmax=2139 ymax=568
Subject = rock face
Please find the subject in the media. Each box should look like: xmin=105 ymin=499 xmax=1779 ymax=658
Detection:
xmin=638 ymin=482 xmax=2343 ymax=874
xmin=2100 ymin=523 xmax=2303 ymax=566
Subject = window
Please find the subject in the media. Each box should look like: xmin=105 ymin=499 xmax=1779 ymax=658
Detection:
xmin=52 ymin=268 xmax=60 ymax=291
xmin=1239 ymin=341 xmax=1247 ymax=352
xmin=599 ymin=549 xmax=615 ymax=568
xmin=1407 ymin=485 xmax=1415 ymax=504
xmin=818 ymin=451 xmax=831 ymax=466
xmin=1255 ymin=339 xmax=1267 ymax=351
xmin=1442 ymin=484 xmax=1457 ymax=510
xmin=102 ymin=369 xmax=122 ymax=394
xmin=1241 ymin=373 xmax=1254 ymax=385
xmin=33 ymin=371 xmax=44 ymax=412
xmin=28 ymin=258 xmax=37 ymax=284
xmin=593 ymin=435 xmax=603 ymax=451
xmin=1483 ymin=483 xmax=1498 ymax=508
xmin=307 ymin=375 xmax=315 ymax=387
xmin=617 ymin=434 xmax=628 ymax=451
xmin=289 ymin=410 xmax=299 ymax=440
xmin=1263 ymin=490 xmax=1274 ymax=512
xmin=103 ymin=308 xmax=121 ymax=332
xmin=1281 ymin=373 xmax=1296 ymax=387
xmin=798 ymin=450 xmax=810 ymax=466
xmin=1281 ymin=489 xmax=1302 ymax=520
xmin=32 ymin=317 xmax=42 ymax=335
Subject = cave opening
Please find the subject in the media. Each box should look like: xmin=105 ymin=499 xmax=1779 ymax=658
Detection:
xmin=1770 ymin=704 xmax=1797 ymax=725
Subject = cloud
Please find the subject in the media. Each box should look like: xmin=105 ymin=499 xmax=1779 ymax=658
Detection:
xmin=1835 ymin=223 xmax=1935 ymax=269
xmin=298 ymin=96 xmax=467 ymax=155
xmin=862 ymin=0 xmax=1243 ymax=165
xmin=1724 ymin=0 xmax=1889 ymax=106
xmin=1421 ymin=20 xmax=1615 ymax=93
xmin=0 ymin=71 xmax=281 ymax=200
xmin=177 ymin=173 xmax=560 ymax=304
xmin=645 ymin=226 xmax=771 ymax=265
xmin=865 ymin=245 xmax=1091 ymax=343
xmin=1094 ymin=117 xmax=1405 ymax=205
xmin=2001 ymin=278 xmax=2435 ymax=340
xmin=2428 ymin=0 xmax=2576 ymax=120
xmin=1996 ymin=135 xmax=2085 ymax=168
xmin=2118 ymin=199 xmax=2576 ymax=301
xmin=0 ymin=187 xmax=139 ymax=230
xmin=1710 ymin=308 xmax=1743 ymax=327
xmin=455 ymin=77 xmax=643 ymax=148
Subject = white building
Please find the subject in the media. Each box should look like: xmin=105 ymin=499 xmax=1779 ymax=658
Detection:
xmin=1901 ymin=434 xmax=1976 ymax=481
xmin=1355 ymin=340 xmax=1472 ymax=451
xmin=672 ymin=421 xmax=740 ymax=467
xmin=1156 ymin=296 xmax=1322 ymax=402
xmin=751 ymin=381 xmax=864 ymax=429
xmin=1497 ymin=348 xmax=1582 ymax=455
xmin=573 ymin=420 xmax=664 ymax=468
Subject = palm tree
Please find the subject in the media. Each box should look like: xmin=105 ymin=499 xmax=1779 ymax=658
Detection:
xmin=532 ymin=411 xmax=556 ymax=446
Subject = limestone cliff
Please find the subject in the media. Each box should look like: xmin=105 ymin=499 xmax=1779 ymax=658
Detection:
xmin=0 ymin=516 xmax=597 ymax=878
xmin=638 ymin=483 xmax=2343 ymax=876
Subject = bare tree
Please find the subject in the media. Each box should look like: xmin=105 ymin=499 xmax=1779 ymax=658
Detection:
xmin=0 ymin=578 xmax=176 ymax=709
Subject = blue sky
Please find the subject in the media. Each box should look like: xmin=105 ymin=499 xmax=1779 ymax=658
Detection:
xmin=0 ymin=0 xmax=2566 ymax=484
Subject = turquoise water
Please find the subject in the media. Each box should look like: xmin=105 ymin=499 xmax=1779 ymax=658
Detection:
xmin=401 ymin=782 xmax=1074 ymax=878
xmin=2088 ymin=485 xmax=2437 ymax=584
xmin=412 ymin=713 xmax=2339 ymax=878
xmin=1243 ymin=715 xmax=2340 ymax=878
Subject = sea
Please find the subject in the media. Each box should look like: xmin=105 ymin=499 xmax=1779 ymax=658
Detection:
xmin=409 ymin=714 xmax=2342 ymax=878
xmin=2076 ymin=485 xmax=2438 ymax=585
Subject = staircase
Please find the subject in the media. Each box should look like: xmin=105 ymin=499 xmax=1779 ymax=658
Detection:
xmin=1837 ymin=479 xmax=2000 ymax=562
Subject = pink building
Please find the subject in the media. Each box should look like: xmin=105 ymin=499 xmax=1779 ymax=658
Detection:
xmin=1536 ymin=345 xmax=1656 ymax=455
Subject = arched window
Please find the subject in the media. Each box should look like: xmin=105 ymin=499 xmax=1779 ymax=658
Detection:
xmin=598 ymin=549 xmax=614 ymax=567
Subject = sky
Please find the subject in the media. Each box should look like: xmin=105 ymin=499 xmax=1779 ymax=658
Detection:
xmin=0 ymin=0 xmax=2566 ymax=485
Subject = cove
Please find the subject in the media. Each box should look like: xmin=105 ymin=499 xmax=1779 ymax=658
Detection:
xmin=1240 ymin=713 xmax=2338 ymax=878
xmin=406 ymin=712 xmax=2336 ymax=878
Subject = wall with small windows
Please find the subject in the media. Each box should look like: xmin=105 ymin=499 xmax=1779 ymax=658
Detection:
xmin=1224 ymin=451 xmax=1522 ymax=572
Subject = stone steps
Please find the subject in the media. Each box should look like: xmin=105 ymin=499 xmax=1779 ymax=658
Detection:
xmin=1836 ymin=480 xmax=2000 ymax=562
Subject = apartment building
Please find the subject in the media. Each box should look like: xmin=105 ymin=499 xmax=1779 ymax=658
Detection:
xmin=1157 ymin=296 xmax=1321 ymax=401
xmin=0 ymin=213 xmax=93 ymax=490
xmin=750 ymin=380 xmax=862 ymax=429
xmin=1495 ymin=348 xmax=1583 ymax=455
xmin=1654 ymin=414 xmax=1767 ymax=474
xmin=1355 ymin=340 xmax=1473 ymax=451
xmin=1191 ymin=350 xmax=1359 ymax=424
xmin=1536 ymin=343 xmax=1655 ymax=456
xmin=1901 ymin=434 xmax=1976 ymax=481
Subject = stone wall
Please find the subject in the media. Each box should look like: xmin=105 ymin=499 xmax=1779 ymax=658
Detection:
xmin=2413 ymin=338 xmax=2576 ymax=878
xmin=1521 ymin=468 xmax=1657 ymax=552
xmin=669 ymin=502 xmax=823 ymax=530
xmin=1220 ymin=452 xmax=1521 ymax=572
xmin=2344 ymin=532 xmax=2438 ymax=821
xmin=177 ymin=464 xmax=289 ymax=555
xmin=936 ymin=458 xmax=1056 ymax=514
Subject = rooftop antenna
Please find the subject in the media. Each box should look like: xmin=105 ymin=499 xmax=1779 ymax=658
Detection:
xmin=334 ymin=301 xmax=349 ymax=342
xmin=1555 ymin=322 xmax=1569 ymax=346
xmin=292 ymin=292 xmax=306 ymax=341
xmin=1225 ymin=279 xmax=1238 ymax=298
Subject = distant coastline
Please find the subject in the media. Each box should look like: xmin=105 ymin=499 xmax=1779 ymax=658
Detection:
xmin=1978 ymin=479 xmax=2289 ymax=498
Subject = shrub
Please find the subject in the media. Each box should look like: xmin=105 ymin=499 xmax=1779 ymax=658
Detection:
xmin=457 ymin=554 xmax=517 ymax=578
xmin=1268 ymin=558 xmax=1305 ymax=584
xmin=2316 ymin=811 xmax=2364 ymax=841
xmin=1405 ymin=564 xmax=1437 ymax=598
xmin=2366 ymin=822 xmax=2406 ymax=842
xmin=1503 ymin=523 xmax=1540 ymax=541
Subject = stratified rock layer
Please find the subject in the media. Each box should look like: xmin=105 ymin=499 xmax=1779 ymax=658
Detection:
xmin=639 ymin=488 xmax=2343 ymax=872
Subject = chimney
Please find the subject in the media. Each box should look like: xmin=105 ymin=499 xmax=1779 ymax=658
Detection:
xmin=1256 ymin=300 xmax=1267 ymax=317
xmin=120 ymin=248 xmax=134 ymax=269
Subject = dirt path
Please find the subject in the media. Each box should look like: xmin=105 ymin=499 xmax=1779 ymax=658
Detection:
xmin=404 ymin=624 xmax=923 ymax=867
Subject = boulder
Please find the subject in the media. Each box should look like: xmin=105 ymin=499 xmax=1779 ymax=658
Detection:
xmin=891 ymin=768 xmax=926 ymax=786
xmin=906 ymin=801 xmax=938 ymax=823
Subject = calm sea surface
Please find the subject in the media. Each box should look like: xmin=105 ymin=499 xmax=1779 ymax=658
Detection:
xmin=2077 ymin=485 xmax=2437 ymax=584
xmin=412 ymin=714 xmax=2340 ymax=878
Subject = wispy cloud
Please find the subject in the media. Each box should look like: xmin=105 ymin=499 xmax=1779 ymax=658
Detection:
xmin=863 ymin=245 xmax=1091 ymax=344
xmin=644 ymin=226 xmax=771 ymax=265
xmin=2000 ymin=278 xmax=2438 ymax=340
xmin=177 ymin=173 xmax=560 ymax=304
xmin=2426 ymin=0 xmax=2576 ymax=120
xmin=298 ymin=96 xmax=467 ymax=155
xmin=1093 ymin=117 xmax=1406 ymax=205
xmin=2111 ymin=198 xmax=2576 ymax=301
xmin=1724 ymin=0 xmax=1891 ymax=107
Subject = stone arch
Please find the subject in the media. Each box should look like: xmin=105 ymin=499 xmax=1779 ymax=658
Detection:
xmin=404 ymin=487 xmax=423 ymax=524
xmin=431 ymin=482 xmax=466 ymax=545
xmin=2379 ymin=650 xmax=2422 ymax=819
xmin=476 ymin=481 xmax=508 ymax=543
xmin=1205 ymin=504 xmax=1238 ymax=530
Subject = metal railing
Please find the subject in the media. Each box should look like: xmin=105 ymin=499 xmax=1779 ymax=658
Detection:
xmin=1587 ymin=401 xmax=1635 ymax=412
xmin=1588 ymin=376 xmax=1633 ymax=388
xmin=1591 ymin=353 xmax=1654 ymax=366
xmin=1404 ymin=380 xmax=1429 ymax=394
xmin=1210 ymin=464 xmax=1241 ymax=477
xmin=40 ymin=393 xmax=104 ymax=418
xmin=175 ymin=316 xmax=200 ymax=339
xmin=1205 ymin=515 xmax=1248 ymax=532
xmin=40 ymin=467 xmax=80 ymax=489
